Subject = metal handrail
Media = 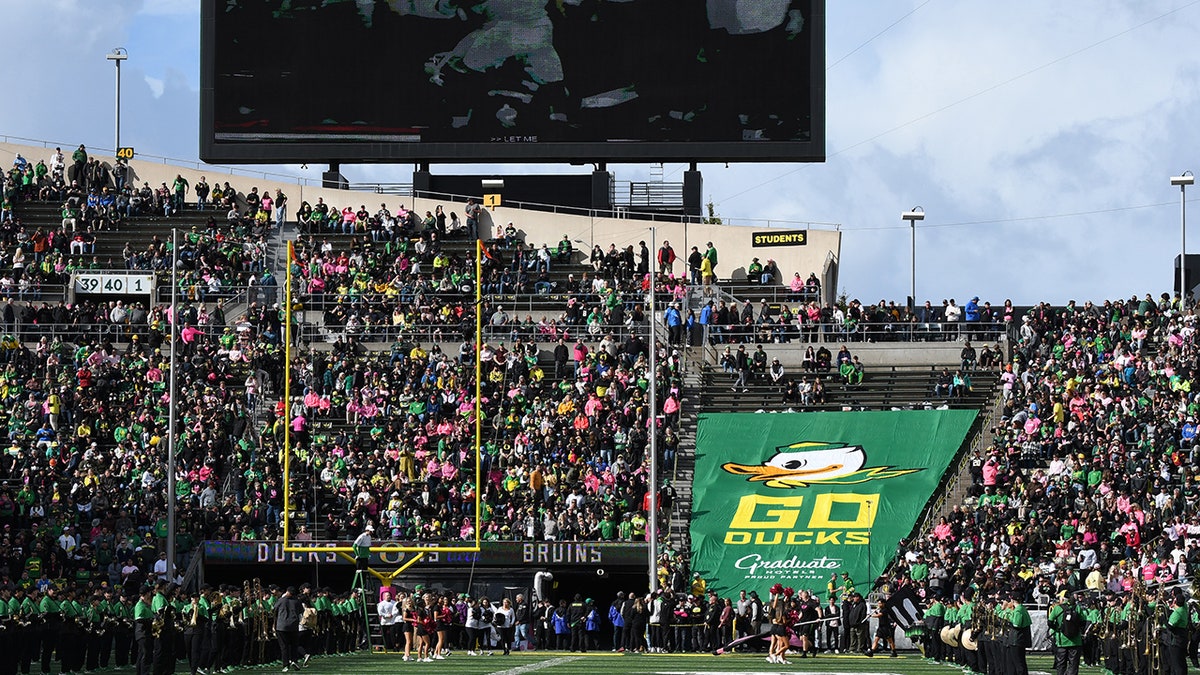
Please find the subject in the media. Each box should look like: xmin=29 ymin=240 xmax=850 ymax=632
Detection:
xmin=717 ymin=283 xmax=818 ymax=303
xmin=6 ymin=319 xmax=271 ymax=341
xmin=0 ymin=284 xmax=69 ymax=299
xmin=346 ymin=186 xmax=845 ymax=229
xmin=614 ymin=181 xmax=685 ymax=208
xmin=911 ymin=387 xmax=1003 ymax=541
xmin=345 ymin=182 xmax=414 ymax=196
xmin=703 ymin=318 xmax=1010 ymax=343
xmin=299 ymin=319 xmax=658 ymax=345
xmin=179 ymin=544 xmax=205 ymax=592
xmin=155 ymin=283 xmax=266 ymax=305
xmin=293 ymin=288 xmax=680 ymax=313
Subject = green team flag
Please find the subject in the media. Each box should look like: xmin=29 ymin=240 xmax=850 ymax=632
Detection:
xmin=690 ymin=410 xmax=977 ymax=597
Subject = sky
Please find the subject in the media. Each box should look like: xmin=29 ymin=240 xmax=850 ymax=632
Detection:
xmin=2 ymin=0 xmax=1200 ymax=305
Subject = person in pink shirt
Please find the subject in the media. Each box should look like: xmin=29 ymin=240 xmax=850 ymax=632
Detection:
xmin=982 ymin=456 xmax=999 ymax=487
xmin=933 ymin=517 xmax=953 ymax=541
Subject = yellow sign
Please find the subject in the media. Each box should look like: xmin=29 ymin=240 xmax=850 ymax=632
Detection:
xmin=116 ymin=147 xmax=135 ymax=160
xmin=752 ymin=229 xmax=807 ymax=247
xmin=723 ymin=493 xmax=878 ymax=546
xmin=483 ymin=193 xmax=502 ymax=208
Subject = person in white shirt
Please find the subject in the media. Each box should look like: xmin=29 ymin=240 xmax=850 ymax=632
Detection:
xmin=153 ymin=552 xmax=170 ymax=582
xmin=378 ymin=591 xmax=399 ymax=652
xmin=492 ymin=598 xmax=516 ymax=655
xmin=353 ymin=525 xmax=373 ymax=571
xmin=58 ymin=527 xmax=78 ymax=555
xmin=121 ymin=561 xmax=140 ymax=586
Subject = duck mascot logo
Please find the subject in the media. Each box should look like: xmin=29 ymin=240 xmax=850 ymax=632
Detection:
xmin=721 ymin=441 xmax=921 ymax=489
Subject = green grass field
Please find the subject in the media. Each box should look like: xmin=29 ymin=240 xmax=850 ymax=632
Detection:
xmin=277 ymin=651 xmax=1106 ymax=675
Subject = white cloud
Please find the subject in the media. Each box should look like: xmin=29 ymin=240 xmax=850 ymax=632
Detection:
xmin=135 ymin=0 xmax=196 ymax=16
xmin=144 ymin=75 xmax=164 ymax=98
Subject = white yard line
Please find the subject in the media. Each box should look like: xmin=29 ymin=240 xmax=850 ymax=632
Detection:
xmin=487 ymin=655 xmax=583 ymax=675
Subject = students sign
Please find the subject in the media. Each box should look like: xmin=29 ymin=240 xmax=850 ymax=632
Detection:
xmin=752 ymin=230 xmax=808 ymax=247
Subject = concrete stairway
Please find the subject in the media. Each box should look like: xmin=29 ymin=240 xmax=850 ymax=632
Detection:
xmin=666 ymin=355 xmax=702 ymax=556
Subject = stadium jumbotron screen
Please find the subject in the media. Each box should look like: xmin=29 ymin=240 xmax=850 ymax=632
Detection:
xmin=199 ymin=0 xmax=825 ymax=164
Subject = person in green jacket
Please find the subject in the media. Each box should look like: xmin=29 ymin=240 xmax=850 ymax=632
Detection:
xmin=1081 ymin=599 xmax=1103 ymax=668
xmin=38 ymin=585 xmax=63 ymax=675
xmin=17 ymin=587 xmax=38 ymax=668
xmin=925 ymin=597 xmax=946 ymax=663
xmin=1162 ymin=591 xmax=1189 ymax=675
xmin=134 ymin=586 xmax=156 ymax=675
xmin=943 ymin=602 xmax=959 ymax=667
xmin=1047 ymin=596 xmax=1083 ymax=675
xmin=0 ymin=585 xmax=12 ymax=675
xmin=84 ymin=593 xmax=106 ymax=672
xmin=152 ymin=582 xmax=176 ymax=674
xmin=60 ymin=587 xmax=85 ymax=674
xmin=957 ymin=590 xmax=978 ymax=675
xmin=1005 ymin=592 xmax=1032 ymax=675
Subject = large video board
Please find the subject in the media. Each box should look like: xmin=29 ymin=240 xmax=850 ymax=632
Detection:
xmin=200 ymin=0 xmax=824 ymax=164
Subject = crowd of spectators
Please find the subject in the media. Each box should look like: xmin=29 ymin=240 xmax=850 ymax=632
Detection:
xmin=0 ymin=145 xmax=299 ymax=594
xmin=0 ymin=290 xmax=291 ymax=593
xmin=886 ymin=293 xmax=1200 ymax=609
xmin=688 ymin=295 xmax=1012 ymax=347
xmin=1 ymin=148 xmax=283 ymax=309
xmin=280 ymin=219 xmax=731 ymax=549
xmin=23 ymin=144 xmax=1200 ymax=654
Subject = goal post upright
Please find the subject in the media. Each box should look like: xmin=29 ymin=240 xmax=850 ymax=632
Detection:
xmin=283 ymin=239 xmax=293 ymax=547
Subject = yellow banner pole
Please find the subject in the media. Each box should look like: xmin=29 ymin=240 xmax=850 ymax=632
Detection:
xmin=283 ymin=240 xmax=293 ymax=546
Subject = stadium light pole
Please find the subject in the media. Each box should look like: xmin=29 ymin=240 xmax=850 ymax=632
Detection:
xmin=902 ymin=208 xmax=925 ymax=311
xmin=106 ymin=47 xmax=128 ymax=151
xmin=1172 ymin=173 xmax=1195 ymax=306
xmin=647 ymin=226 xmax=659 ymax=594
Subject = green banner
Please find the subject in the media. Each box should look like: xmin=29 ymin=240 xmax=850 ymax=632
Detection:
xmin=690 ymin=410 xmax=977 ymax=597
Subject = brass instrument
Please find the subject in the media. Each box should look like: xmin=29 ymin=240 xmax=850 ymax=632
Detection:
xmin=190 ymin=598 xmax=201 ymax=628
xmin=1147 ymin=587 xmax=1164 ymax=675
xmin=1123 ymin=581 xmax=1142 ymax=651
xmin=255 ymin=578 xmax=268 ymax=664
xmin=151 ymin=615 xmax=164 ymax=638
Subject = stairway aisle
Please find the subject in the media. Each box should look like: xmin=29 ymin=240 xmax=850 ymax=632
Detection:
xmin=666 ymin=351 xmax=704 ymax=557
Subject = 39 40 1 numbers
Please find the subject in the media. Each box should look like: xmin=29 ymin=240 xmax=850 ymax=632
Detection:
xmin=76 ymin=275 xmax=152 ymax=294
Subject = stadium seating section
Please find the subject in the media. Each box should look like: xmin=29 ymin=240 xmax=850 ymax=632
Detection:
xmin=1 ymin=148 xmax=1194 ymax=623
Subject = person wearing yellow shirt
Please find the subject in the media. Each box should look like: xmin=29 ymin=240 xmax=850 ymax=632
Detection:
xmin=556 ymin=398 xmax=575 ymax=416
xmin=47 ymin=389 xmax=62 ymax=430
xmin=1016 ymin=564 xmax=1035 ymax=583
xmin=528 ymin=466 xmax=544 ymax=498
